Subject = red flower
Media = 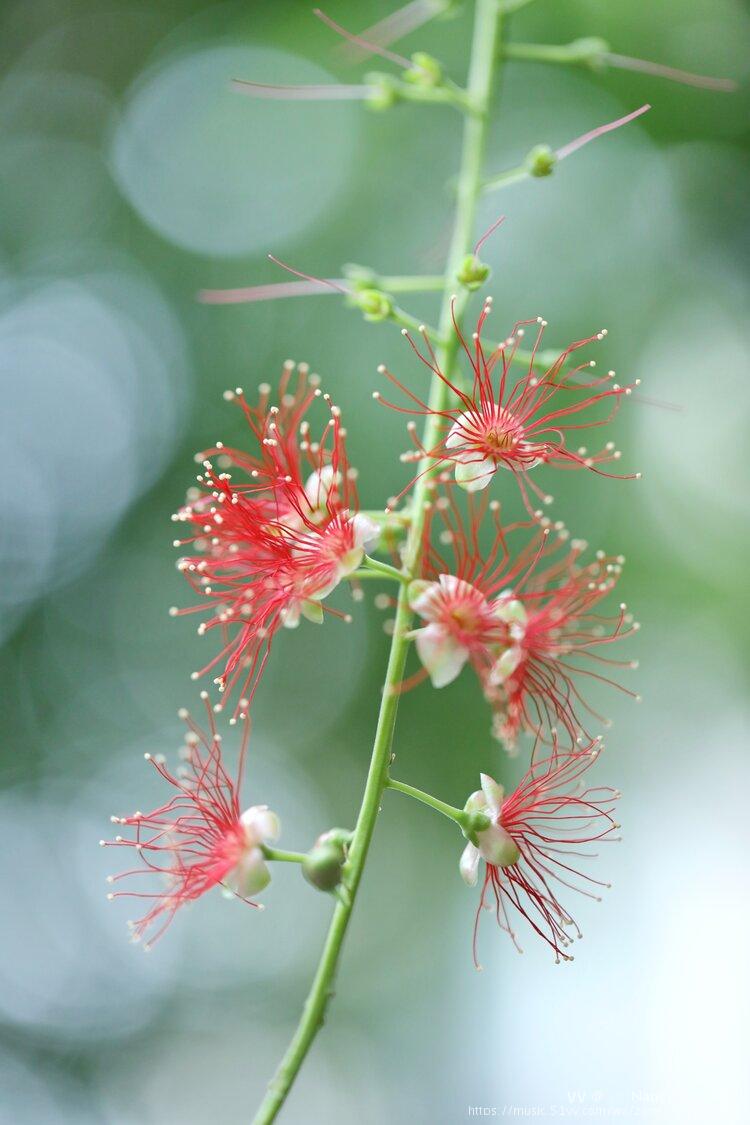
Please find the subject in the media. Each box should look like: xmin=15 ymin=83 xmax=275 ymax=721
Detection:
xmin=101 ymin=696 xmax=279 ymax=949
xmin=375 ymin=299 xmax=640 ymax=513
xmin=405 ymin=490 xmax=546 ymax=690
xmin=400 ymin=488 xmax=638 ymax=750
xmin=459 ymin=745 xmax=620 ymax=964
xmin=171 ymin=363 xmax=379 ymax=709
xmin=483 ymin=534 xmax=640 ymax=752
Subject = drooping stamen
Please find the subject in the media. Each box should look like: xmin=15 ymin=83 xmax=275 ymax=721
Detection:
xmin=198 ymin=279 xmax=347 ymax=305
xmin=474 ymin=213 xmax=506 ymax=257
xmin=604 ymin=53 xmax=737 ymax=92
xmin=555 ymin=103 xmax=651 ymax=161
xmin=231 ymin=79 xmax=376 ymax=101
xmin=337 ymin=0 xmax=447 ymax=62
xmin=314 ymin=8 xmax=413 ymax=69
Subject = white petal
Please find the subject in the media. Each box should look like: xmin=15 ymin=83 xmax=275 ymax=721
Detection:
xmin=241 ymin=805 xmax=281 ymax=844
xmin=493 ymin=596 xmax=527 ymax=626
xmin=477 ymin=823 xmax=520 ymax=868
xmin=408 ymin=579 xmax=441 ymax=621
xmin=414 ymin=623 xmax=470 ymax=688
xmin=304 ymin=465 xmax=339 ymax=507
xmin=300 ymin=599 xmax=324 ymax=625
xmin=351 ymin=512 xmax=381 ymax=552
xmin=281 ymin=602 xmax=301 ymax=629
xmin=491 ymin=646 xmax=522 ymax=683
xmin=459 ymin=841 xmax=481 ymax=886
xmin=335 ymin=545 xmax=364 ymax=580
xmin=454 ymin=457 xmax=495 ymax=492
xmin=309 ymin=576 xmax=338 ymax=601
xmin=445 ymin=413 xmax=475 ymax=451
xmin=224 ymin=846 xmax=272 ymax=897
xmin=463 ymin=789 xmax=488 ymax=815
xmin=480 ymin=773 xmax=504 ymax=819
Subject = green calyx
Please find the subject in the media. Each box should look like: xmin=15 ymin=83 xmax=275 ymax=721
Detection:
xmin=457 ymin=253 xmax=491 ymax=290
xmin=460 ymin=809 xmax=491 ymax=844
xmin=365 ymin=73 xmax=401 ymax=111
xmin=302 ymin=829 xmax=352 ymax=893
xmin=404 ymin=53 xmax=443 ymax=88
xmin=352 ymin=288 xmax=394 ymax=322
xmin=526 ymin=143 xmax=556 ymax=178
xmin=568 ymin=37 xmax=610 ymax=70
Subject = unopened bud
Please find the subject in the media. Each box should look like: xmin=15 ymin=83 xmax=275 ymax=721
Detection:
xmin=365 ymin=73 xmax=400 ymax=111
xmin=567 ymin=36 xmax=610 ymax=70
xmin=302 ymin=830 xmax=351 ymax=892
xmin=404 ymin=52 xmax=443 ymax=88
xmin=526 ymin=144 xmax=556 ymax=178
xmin=457 ymin=253 xmax=491 ymax=291
xmin=354 ymin=288 xmax=394 ymax=322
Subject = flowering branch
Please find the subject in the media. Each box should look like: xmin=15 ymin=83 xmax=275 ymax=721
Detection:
xmin=252 ymin=1 xmax=505 ymax=1119
xmin=101 ymin=0 xmax=731 ymax=1118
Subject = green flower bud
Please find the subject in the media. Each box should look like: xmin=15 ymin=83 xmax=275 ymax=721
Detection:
xmin=365 ymin=73 xmax=400 ymax=111
xmin=456 ymin=253 xmax=491 ymax=291
xmin=302 ymin=830 xmax=351 ymax=892
xmin=567 ymin=37 xmax=610 ymax=71
xmin=526 ymin=144 xmax=556 ymax=178
xmin=354 ymin=288 xmax=394 ymax=322
xmin=404 ymin=53 xmax=443 ymax=88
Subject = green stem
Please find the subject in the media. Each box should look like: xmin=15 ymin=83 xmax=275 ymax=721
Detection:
xmin=390 ymin=304 xmax=444 ymax=340
xmin=385 ymin=777 xmax=467 ymax=826
xmin=502 ymin=41 xmax=591 ymax=66
xmin=262 ymin=847 xmax=307 ymax=865
xmin=482 ymin=163 xmax=530 ymax=192
xmin=359 ymin=556 xmax=409 ymax=584
xmin=252 ymin=4 xmax=505 ymax=1120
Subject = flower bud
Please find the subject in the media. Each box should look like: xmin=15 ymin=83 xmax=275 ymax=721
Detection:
xmin=404 ymin=53 xmax=443 ymax=88
xmin=302 ymin=830 xmax=350 ymax=892
xmin=354 ymin=288 xmax=394 ymax=322
xmin=457 ymin=253 xmax=491 ymax=291
xmin=525 ymin=144 xmax=556 ymax=178
xmin=365 ymin=73 xmax=400 ymax=111
xmin=567 ymin=36 xmax=610 ymax=70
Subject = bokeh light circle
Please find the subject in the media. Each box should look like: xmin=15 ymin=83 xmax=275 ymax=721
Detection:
xmin=111 ymin=45 xmax=357 ymax=256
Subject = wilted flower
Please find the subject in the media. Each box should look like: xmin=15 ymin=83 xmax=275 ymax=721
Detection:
xmin=171 ymin=362 xmax=379 ymax=709
xmin=459 ymin=746 xmax=620 ymax=965
xmin=101 ymin=698 xmax=278 ymax=949
xmin=375 ymin=298 xmax=640 ymax=512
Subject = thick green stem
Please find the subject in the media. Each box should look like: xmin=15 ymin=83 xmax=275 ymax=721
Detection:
xmin=252 ymin=4 xmax=504 ymax=1120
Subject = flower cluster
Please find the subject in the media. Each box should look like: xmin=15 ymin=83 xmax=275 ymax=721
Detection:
xmin=170 ymin=361 xmax=379 ymax=711
xmin=103 ymin=298 xmax=635 ymax=961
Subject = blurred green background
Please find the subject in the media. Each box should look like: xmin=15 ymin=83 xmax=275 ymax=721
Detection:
xmin=1 ymin=1 xmax=748 ymax=1122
